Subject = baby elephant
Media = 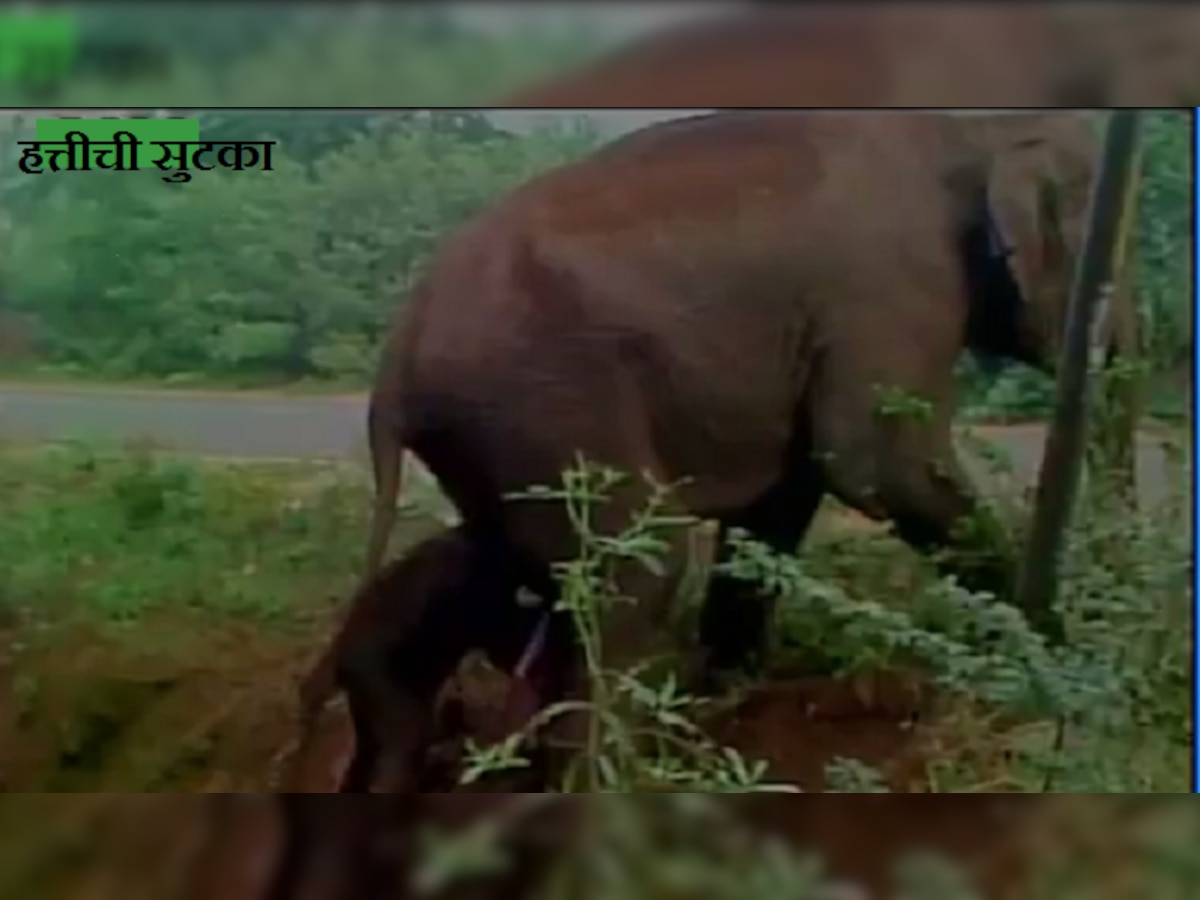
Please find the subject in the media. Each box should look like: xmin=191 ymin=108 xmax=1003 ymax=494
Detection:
xmin=295 ymin=525 xmax=575 ymax=795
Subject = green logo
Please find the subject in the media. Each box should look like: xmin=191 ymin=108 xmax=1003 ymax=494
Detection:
xmin=36 ymin=118 xmax=200 ymax=144
xmin=0 ymin=12 xmax=78 ymax=85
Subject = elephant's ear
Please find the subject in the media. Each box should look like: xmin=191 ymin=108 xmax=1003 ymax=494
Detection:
xmin=981 ymin=152 xmax=1036 ymax=294
xmin=1036 ymin=175 xmax=1070 ymax=277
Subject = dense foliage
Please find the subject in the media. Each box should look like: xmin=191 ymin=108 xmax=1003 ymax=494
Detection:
xmin=962 ymin=110 xmax=1191 ymax=418
xmin=0 ymin=13 xmax=1191 ymax=875
xmin=0 ymin=6 xmax=589 ymax=108
xmin=0 ymin=112 xmax=598 ymax=383
xmin=0 ymin=94 xmax=1190 ymax=412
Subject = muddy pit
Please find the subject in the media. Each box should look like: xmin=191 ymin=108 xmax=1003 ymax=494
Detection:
xmin=0 ymin=606 xmax=1050 ymax=900
xmin=1 ymin=621 xmax=979 ymax=794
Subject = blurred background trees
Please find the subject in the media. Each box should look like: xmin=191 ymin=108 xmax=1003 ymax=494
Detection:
xmin=0 ymin=5 xmax=1189 ymax=418
xmin=0 ymin=110 xmax=598 ymax=383
xmin=0 ymin=4 xmax=599 ymax=108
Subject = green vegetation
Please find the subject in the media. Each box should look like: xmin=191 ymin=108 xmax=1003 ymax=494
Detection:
xmin=0 ymin=6 xmax=591 ymax=108
xmin=0 ymin=440 xmax=370 ymax=625
xmin=0 ymin=16 xmax=1192 ymax=892
xmin=416 ymin=450 xmax=1194 ymax=896
xmin=1 ymin=100 xmax=1190 ymax=419
xmin=0 ymin=425 xmax=1191 ymax=893
xmin=2 ymin=429 xmax=1189 ymax=791
xmin=959 ymin=110 xmax=1192 ymax=421
xmin=472 ymin=448 xmax=1191 ymax=794
xmin=0 ymin=112 xmax=597 ymax=386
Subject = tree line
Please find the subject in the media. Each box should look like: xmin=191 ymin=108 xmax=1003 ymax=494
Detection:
xmin=0 ymin=6 xmax=585 ymax=108
xmin=0 ymin=111 xmax=596 ymax=382
xmin=0 ymin=105 xmax=1190 ymax=417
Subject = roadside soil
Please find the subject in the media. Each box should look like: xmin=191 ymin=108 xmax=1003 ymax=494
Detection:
xmin=2 ymin=598 xmax=1031 ymax=900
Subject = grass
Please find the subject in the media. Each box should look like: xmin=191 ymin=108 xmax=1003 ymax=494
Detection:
xmin=0 ymin=440 xmax=368 ymax=626
xmin=0 ymin=424 xmax=1193 ymax=896
xmin=0 ymin=431 xmax=1190 ymax=781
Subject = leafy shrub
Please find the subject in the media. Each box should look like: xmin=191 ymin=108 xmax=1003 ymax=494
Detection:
xmin=0 ymin=115 xmax=598 ymax=382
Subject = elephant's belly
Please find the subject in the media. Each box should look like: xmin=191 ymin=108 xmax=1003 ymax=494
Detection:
xmin=653 ymin=427 xmax=799 ymax=519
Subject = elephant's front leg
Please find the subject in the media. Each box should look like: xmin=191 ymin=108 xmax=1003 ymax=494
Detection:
xmin=814 ymin=385 xmax=1062 ymax=642
xmin=887 ymin=454 xmax=1015 ymax=602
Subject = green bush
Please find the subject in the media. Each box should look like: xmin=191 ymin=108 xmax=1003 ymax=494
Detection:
xmin=0 ymin=441 xmax=369 ymax=622
xmin=1134 ymin=110 xmax=1193 ymax=374
xmin=0 ymin=428 xmax=1191 ymax=891
xmin=0 ymin=8 xmax=583 ymax=108
xmin=0 ymin=116 xmax=597 ymax=381
xmin=961 ymin=110 xmax=1192 ymax=420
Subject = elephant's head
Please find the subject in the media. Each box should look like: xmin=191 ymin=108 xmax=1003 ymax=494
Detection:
xmin=971 ymin=111 xmax=1144 ymax=495
xmin=974 ymin=113 xmax=1115 ymax=374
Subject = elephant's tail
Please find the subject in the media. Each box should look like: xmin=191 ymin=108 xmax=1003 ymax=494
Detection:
xmin=295 ymin=636 xmax=340 ymax=746
xmin=363 ymin=401 xmax=409 ymax=582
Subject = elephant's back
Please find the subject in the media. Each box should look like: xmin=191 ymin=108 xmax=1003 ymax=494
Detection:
xmin=389 ymin=113 xmax=970 ymax=517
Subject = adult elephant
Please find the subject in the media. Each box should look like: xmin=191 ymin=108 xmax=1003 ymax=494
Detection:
xmin=335 ymin=111 xmax=1105 ymax=793
xmin=501 ymin=5 xmax=1200 ymax=108
xmin=500 ymin=6 xmax=1159 ymax=496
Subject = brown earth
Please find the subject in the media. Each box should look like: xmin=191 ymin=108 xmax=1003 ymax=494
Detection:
xmin=0 ymin=480 xmax=1184 ymax=900
xmin=2 ymin=609 xmax=1187 ymax=900
xmin=1 ymin=601 xmax=1041 ymax=900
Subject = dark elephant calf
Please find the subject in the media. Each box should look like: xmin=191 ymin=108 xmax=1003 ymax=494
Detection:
xmin=295 ymin=525 xmax=577 ymax=796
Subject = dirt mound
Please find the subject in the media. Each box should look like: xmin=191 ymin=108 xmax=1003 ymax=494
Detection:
xmin=707 ymin=670 xmax=937 ymax=790
xmin=1 ymin=616 xmax=1030 ymax=899
xmin=280 ymin=652 xmax=545 ymax=793
xmin=281 ymin=661 xmax=1010 ymax=794
xmin=1 ymin=613 xmax=315 ymax=793
xmin=0 ymin=613 xmax=315 ymax=899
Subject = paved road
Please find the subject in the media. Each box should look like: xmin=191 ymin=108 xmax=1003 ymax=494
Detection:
xmin=0 ymin=385 xmax=369 ymax=462
xmin=0 ymin=385 xmax=1188 ymax=509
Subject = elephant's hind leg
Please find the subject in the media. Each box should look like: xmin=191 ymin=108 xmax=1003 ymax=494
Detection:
xmin=333 ymin=530 xmax=495 ymax=793
xmin=699 ymin=454 xmax=826 ymax=683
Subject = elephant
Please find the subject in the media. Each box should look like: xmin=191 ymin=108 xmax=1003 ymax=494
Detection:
xmin=500 ymin=5 xmax=1200 ymax=108
xmin=500 ymin=8 xmax=1158 ymax=468
xmin=296 ymin=524 xmax=571 ymax=794
xmin=326 ymin=110 xmax=1112 ymax=794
